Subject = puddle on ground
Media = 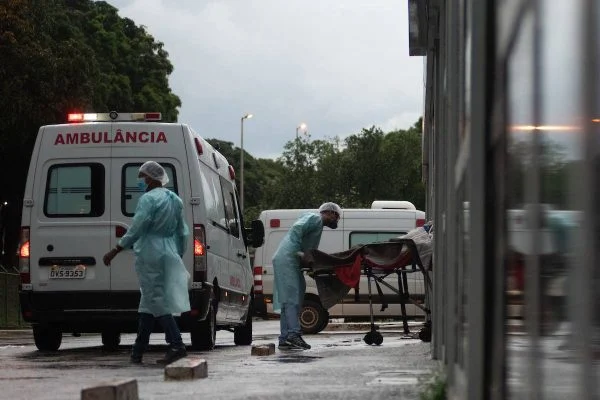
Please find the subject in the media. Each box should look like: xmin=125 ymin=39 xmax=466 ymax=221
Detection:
xmin=259 ymin=354 xmax=323 ymax=364
xmin=363 ymin=370 xmax=423 ymax=386
xmin=0 ymin=376 xmax=53 ymax=381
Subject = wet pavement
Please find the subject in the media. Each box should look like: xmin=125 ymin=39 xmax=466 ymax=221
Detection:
xmin=0 ymin=320 xmax=435 ymax=400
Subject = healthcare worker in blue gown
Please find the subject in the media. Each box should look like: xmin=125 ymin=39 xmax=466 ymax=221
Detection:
xmin=103 ymin=161 xmax=190 ymax=365
xmin=273 ymin=202 xmax=342 ymax=351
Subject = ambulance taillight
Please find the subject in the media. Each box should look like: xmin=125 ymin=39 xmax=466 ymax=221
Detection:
xmin=416 ymin=218 xmax=426 ymax=227
xmin=193 ymin=224 xmax=207 ymax=282
xmin=18 ymin=227 xmax=31 ymax=285
xmin=253 ymin=266 xmax=263 ymax=294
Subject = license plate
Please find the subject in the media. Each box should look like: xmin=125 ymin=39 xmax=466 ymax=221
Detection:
xmin=49 ymin=265 xmax=86 ymax=279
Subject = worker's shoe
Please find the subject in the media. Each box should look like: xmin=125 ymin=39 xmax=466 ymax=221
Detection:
xmin=130 ymin=354 xmax=143 ymax=364
xmin=156 ymin=346 xmax=187 ymax=365
xmin=278 ymin=341 xmax=292 ymax=350
xmin=285 ymin=335 xmax=311 ymax=350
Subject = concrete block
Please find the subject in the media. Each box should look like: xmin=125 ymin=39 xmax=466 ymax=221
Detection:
xmin=81 ymin=379 xmax=138 ymax=400
xmin=164 ymin=357 xmax=208 ymax=381
xmin=251 ymin=343 xmax=275 ymax=356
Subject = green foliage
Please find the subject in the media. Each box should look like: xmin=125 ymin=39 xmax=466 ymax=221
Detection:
xmin=207 ymin=118 xmax=427 ymax=222
xmin=418 ymin=364 xmax=447 ymax=400
xmin=269 ymin=118 xmax=426 ymax=211
xmin=507 ymin=136 xmax=571 ymax=208
xmin=0 ymin=0 xmax=180 ymax=265
xmin=0 ymin=0 xmax=428 ymax=260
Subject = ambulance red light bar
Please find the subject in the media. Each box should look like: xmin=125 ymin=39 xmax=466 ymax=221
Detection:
xmin=67 ymin=112 xmax=162 ymax=123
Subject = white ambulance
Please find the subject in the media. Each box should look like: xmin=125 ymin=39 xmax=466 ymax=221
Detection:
xmin=18 ymin=112 xmax=264 ymax=352
xmin=252 ymin=202 xmax=427 ymax=334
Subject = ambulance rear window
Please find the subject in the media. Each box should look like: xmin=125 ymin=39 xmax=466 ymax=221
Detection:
xmin=44 ymin=163 xmax=105 ymax=217
xmin=121 ymin=163 xmax=178 ymax=216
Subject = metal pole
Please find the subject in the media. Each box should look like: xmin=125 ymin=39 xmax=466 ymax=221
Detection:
xmin=240 ymin=117 xmax=245 ymax=213
xmin=295 ymin=126 xmax=299 ymax=140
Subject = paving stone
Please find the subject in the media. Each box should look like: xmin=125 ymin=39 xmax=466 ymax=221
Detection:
xmin=251 ymin=343 xmax=275 ymax=356
xmin=81 ymin=379 xmax=138 ymax=400
xmin=164 ymin=357 xmax=208 ymax=381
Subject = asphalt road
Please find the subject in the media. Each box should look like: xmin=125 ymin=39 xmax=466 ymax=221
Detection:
xmin=0 ymin=319 xmax=436 ymax=400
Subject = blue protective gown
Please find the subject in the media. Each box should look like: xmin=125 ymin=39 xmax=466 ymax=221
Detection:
xmin=118 ymin=188 xmax=191 ymax=317
xmin=272 ymin=213 xmax=323 ymax=313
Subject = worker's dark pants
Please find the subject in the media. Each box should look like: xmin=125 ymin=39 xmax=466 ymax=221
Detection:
xmin=131 ymin=313 xmax=184 ymax=358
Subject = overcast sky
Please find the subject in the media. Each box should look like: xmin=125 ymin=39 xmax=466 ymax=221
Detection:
xmin=106 ymin=0 xmax=424 ymax=159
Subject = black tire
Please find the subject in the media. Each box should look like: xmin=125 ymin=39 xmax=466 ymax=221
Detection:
xmin=300 ymin=299 xmax=328 ymax=334
xmin=317 ymin=313 xmax=330 ymax=332
xmin=101 ymin=330 xmax=121 ymax=351
xmin=419 ymin=322 xmax=432 ymax=342
xmin=191 ymin=300 xmax=216 ymax=351
xmin=33 ymin=324 xmax=62 ymax=351
xmin=373 ymin=332 xmax=383 ymax=346
xmin=234 ymin=300 xmax=253 ymax=346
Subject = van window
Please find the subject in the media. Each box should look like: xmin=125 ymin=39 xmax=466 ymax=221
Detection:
xmin=121 ymin=163 xmax=178 ymax=216
xmin=44 ymin=163 xmax=105 ymax=217
xmin=266 ymin=231 xmax=286 ymax=261
xmin=349 ymin=231 xmax=406 ymax=248
xmin=220 ymin=177 xmax=240 ymax=238
xmin=199 ymin=165 xmax=227 ymax=228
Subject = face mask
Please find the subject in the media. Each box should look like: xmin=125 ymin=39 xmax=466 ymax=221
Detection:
xmin=137 ymin=178 xmax=148 ymax=192
xmin=326 ymin=220 xmax=338 ymax=229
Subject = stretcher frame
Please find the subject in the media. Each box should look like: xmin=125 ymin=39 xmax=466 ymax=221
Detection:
xmin=305 ymin=238 xmax=433 ymax=345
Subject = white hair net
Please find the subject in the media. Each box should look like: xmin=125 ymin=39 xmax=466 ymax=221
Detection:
xmin=139 ymin=161 xmax=169 ymax=186
xmin=318 ymin=202 xmax=342 ymax=215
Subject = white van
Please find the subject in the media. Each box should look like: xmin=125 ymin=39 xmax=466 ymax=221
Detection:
xmin=18 ymin=112 xmax=265 ymax=352
xmin=252 ymin=203 xmax=426 ymax=334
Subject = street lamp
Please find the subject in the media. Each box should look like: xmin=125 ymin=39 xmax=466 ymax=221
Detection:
xmin=296 ymin=122 xmax=307 ymax=140
xmin=240 ymin=113 xmax=253 ymax=213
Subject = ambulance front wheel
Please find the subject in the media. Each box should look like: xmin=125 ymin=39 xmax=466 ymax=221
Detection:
xmin=191 ymin=299 xmax=216 ymax=351
xmin=234 ymin=298 xmax=253 ymax=346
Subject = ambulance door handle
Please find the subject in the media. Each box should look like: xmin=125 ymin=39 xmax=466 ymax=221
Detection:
xmin=237 ymin=251 xmax=247 ymax=259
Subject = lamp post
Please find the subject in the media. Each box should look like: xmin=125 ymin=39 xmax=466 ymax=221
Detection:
xmin=240 ymin=113 xmax=253 ymax=213
xmin=296 ymin=122 xmax=307 ymax=140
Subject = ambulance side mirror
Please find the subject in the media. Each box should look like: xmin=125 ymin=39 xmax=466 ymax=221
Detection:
xmin=246 ymin=220 xmax=265 ymax=248
xmin=229 ymin=220 xmax=239 ymax=235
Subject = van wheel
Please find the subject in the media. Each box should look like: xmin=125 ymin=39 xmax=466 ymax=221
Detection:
xmin=33 ymin=324 xmax=62 ymax=351
xmin=191 ymin=301 xmax=216 ymax=351
xmin=234 ymin=301 xmax=253 ymax=346
xmin=101 ymin=330 xmax=121 ymax=351
xmin=300 ymin=299 xmax=328 ymax=334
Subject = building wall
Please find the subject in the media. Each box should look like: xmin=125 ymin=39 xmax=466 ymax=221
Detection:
xmin=415 ymin=0 xmax=600 ymax=398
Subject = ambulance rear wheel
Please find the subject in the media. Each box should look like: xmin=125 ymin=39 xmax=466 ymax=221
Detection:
xmin=300 ymin=299 xmax=328 ymax=335
xmin=191 ymin=300 xmax=216 ymax=351
xmin=33 ymin=324 xmax=62 ymax=351
xmin=234 ymin=299 xmax=253 ymax=346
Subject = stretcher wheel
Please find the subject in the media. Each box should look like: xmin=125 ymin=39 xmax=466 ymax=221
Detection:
xmin=363 ymin=330 xmax=383 ymax=346
xmin=418 ymin=323 xmax=432 ymax=342
xmin=373 ymin=332 xmax=383 ymax=345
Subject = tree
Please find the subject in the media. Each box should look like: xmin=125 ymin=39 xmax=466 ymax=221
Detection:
xmin=0 ymin=0 xmax=181 ymax=265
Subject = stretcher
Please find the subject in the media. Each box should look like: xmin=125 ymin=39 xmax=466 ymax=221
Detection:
xmin=300 ymin=238 xmax=433 ymax=345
